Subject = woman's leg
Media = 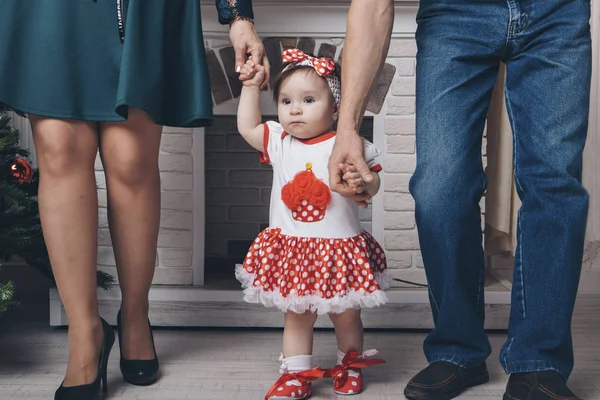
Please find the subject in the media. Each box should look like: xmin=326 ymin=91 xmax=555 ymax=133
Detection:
xmin=98 ymin=107 xmax=162 ymax=359
xmin=29 ymin=115 xmax=102 ymax=387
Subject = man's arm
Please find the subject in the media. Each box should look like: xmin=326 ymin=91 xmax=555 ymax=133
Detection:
xmin=338 ymin=0 xmax=394 ymax=135
xmin=329 ymin=0 xmax=394 ymax=202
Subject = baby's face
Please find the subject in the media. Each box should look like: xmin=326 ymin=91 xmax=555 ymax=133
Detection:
xmin=277 ymin=69 xmax=338 ymax=140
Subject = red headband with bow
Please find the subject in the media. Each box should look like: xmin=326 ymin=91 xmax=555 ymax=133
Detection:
xmin=281 ymin=48 xmax=336 ymax=77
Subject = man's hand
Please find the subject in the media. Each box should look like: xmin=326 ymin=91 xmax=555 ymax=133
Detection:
xmin=328 ymin=132 xmax=374 ymax=208
xmin=229 ymin=20 xmax=271 ymax=89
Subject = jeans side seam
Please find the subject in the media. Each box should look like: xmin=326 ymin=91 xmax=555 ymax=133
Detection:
xmin=428 ymin=286 xmax=441 ymax=314
xmin=501 ymin=335 xmax=514 ymax=368
xmin=504 ymin=83 xmax=526 ymax=319
xmin=475 ymin=242 xmax=485 ymax=315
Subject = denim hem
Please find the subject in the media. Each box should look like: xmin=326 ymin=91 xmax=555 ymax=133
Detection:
xmin=502 ymin=361 xmax=570 ymax=380
xmin=427 ymin=354 xmax=487 ymax=369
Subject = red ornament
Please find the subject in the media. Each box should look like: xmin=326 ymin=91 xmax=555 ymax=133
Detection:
xmin=10 ymin=157 xmax=33 ymax=183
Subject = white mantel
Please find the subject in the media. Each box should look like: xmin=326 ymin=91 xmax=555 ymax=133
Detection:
xmin=201 ymin=0 xmax=418 ymax=39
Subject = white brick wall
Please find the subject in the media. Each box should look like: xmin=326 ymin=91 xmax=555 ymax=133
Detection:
xmin=381 ymin=39 xmax=421 ymax=283
xmin=95 ymin=126 xmax=195 ymax=285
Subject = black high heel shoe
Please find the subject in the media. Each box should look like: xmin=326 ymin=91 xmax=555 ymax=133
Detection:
xmin=117 ymin=309 xmax=159 ymax=386
xmin=54 ymin=317 xmax=115 ymax=400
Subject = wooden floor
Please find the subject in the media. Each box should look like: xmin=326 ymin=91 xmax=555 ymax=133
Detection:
xmin=1 ymin=300 xmax=600 ymax=400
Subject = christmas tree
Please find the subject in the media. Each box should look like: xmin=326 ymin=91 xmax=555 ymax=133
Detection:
xmin=0 ymin=107 xmax=114 ymax=314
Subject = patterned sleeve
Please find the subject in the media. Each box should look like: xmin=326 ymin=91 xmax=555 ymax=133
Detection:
xmin=216 ymin=0 xmax=255 ymax=25
xmin=363 ymin=138 xmax=383 ymax=172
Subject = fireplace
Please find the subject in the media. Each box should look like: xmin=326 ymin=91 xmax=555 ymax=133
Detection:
xmin=204 ymin=116 xmax=375 ymax=281
xmin=46 ymin=0 xmax=524 ymax=328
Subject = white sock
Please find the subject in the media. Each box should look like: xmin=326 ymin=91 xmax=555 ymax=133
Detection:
xmin=337 ymin=349 xmax=346 ymax=365
xmin=280 ymin=354 xmax=312 ymax=374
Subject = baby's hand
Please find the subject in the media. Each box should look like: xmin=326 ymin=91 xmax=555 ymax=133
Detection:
xmin=340 ymin=163 xmax=367 ymax=194
xmin=240 ymin=56 xmax=265 ymax=87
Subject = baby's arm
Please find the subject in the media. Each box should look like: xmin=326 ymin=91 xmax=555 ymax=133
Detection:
xmin=364 ymin=172 xmax=381 ymax=197
xmin=341 ymin=164 xmax=381 ymax=197
xmin=237 ymin=57 xmax=266 ymax=151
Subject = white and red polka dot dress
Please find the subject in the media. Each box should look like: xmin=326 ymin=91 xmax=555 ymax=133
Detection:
xmin=235 ymin=121 xmax=390 ymax=315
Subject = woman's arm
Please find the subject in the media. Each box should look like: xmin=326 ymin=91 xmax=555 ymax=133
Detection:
xmin=216 ymin=0 xmax=270 ymax=88
xmin=216 ymin=0 xmax=254 ymax=26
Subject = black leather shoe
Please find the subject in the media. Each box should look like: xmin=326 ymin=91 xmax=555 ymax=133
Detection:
xmin=504 ymin=371 xmax=581 ymax=400
xmin=404 ymin=361 xmax=489 ymax=400
xmin=54 ymin=318 xmax=115 ymax=400
xmin=117 ymin=309 xmax=159 ymax=386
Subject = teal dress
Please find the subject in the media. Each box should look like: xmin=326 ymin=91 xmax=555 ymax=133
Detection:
xmin=0 ymin=0 xmax=254 ymax=128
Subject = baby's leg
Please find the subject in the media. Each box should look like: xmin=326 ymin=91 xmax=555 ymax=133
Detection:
xmin=280 ymin=311 xmax=318 ymax=373
xmin=329 ymin=308 xmax=364 ymax=362
xmin=265 ymin=312 xmax=319 ymax=400
xmin=328 ymin=309 xmax=374 ymax=395
xmin=283 ymin=311 xmax=318 ymax=357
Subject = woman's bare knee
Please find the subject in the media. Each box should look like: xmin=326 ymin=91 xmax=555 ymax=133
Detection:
xmin=29 ymin=116 xmax=98 ymax=176
xmin=99 ymin=108 xmax=162 ymax=188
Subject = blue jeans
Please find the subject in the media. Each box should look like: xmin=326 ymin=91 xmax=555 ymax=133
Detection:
xmin=410 ymin=0 xmax=591 ymax=378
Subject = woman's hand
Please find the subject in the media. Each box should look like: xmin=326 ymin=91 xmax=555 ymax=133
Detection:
xmin=229 ymin=20 xmax=270 ymax=89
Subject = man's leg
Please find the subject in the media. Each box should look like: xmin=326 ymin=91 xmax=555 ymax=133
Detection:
xmin=405 ymin=1 xmax=508 ymax=399
xmin=500 ymin=0 xmax=591 ymax=384
xmin=411 ymin=1 xmax=507 ymax=367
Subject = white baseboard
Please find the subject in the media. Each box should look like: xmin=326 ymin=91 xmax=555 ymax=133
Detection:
xmin=578 ymin=269 xmax=600 ymax=293
xmin=487 ymin=254 xmax=600 ymax=294
xmin=49 ymin=285 xmax=512 ymax=329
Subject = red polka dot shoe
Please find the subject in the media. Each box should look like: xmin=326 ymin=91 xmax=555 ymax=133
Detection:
xmin=264 ymin=367 xmax=326 ymax=400
xmin=327 ymin=350 xmax=385 ymax=396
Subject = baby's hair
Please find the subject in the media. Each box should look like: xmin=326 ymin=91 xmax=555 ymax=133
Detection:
xmin=272 ymin=56 xmax=341 ymax=103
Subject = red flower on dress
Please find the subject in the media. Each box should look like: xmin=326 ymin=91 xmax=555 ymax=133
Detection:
xmin=281 ymin=163 xmax=331 ymax=223
xmin=307 ymin=182 xmax=331 ymax=209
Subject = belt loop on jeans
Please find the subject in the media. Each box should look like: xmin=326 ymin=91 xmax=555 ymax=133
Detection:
xmin=507 ymin=0 xmax=519 ymax=39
